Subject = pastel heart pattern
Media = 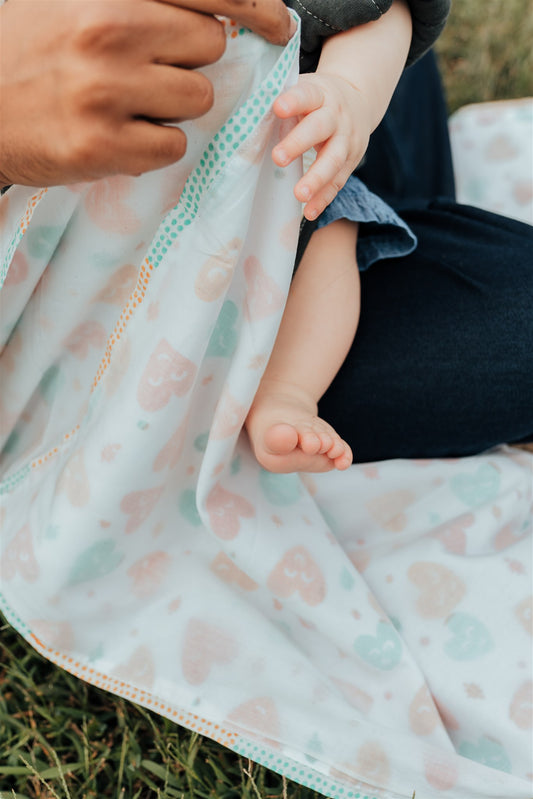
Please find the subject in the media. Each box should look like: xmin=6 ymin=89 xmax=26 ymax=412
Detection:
xmin=121 ymin=486 xmax=164 ymax=535
xmin=94 ymin=263 xmax=138 ymax=306
xmin=195 ymin=238 xmax=242 ymax=302
xmin=38 ymin=365 xmax=64 ymax=404
xmin=0 ymin=524 xmax=39 ymax=582
xmin=127 ymin=551 xmax=171 ymax=598
xmin=3 ymin=250 xmax=28 ymax=287
xmin=355 ymin=742 xmax=391 ymax=786
xmin=182 ymin=619 xmax=237 ymax=685
xmin=444 ymin=613 xmax=493 ymax=660
xmin=494 ymin=519 xmax=529 ymax=551
xmin=26 ymin=225 xmax=63 ymax=260
xmin=210 ymin=551 xmax=258 ymax=591
xmin=84 ymin=176 xmax=140 ymax=234
xmin=458 ymin=736 xmax=511 ymax=773
xmin=409 ymin=685 xmax=441 ymax=736
xmin=178 ymin=489 xmax=202 ymax=527
xmin=137 ymin=339 xmax=197 ymax=412
xmin=210 ymin=388 xmax=247 ymax=440
xmin=353 ymin=621 xmax=403 ymax=670
xmin=424 ymin=754 xmax=458 ymax=791
xmin=408 ymin=562 xmax=466 ymax=619
xmin=29 ymin=619 xmax=74 ymax=650
xmin=330 ymin=677 xmax=373 ymax=714
xmin=243 ymin=255 xmax=285 ymax=320
xmin=450 ymin=463 xmax=500 ymax=507
xmin=514 ymin=595 xmax=532 ymax=636
xmin=366 ymin=489 xmax=415 ymax=532
xmin=115 ymin=645 xmax=155 ymax=689
xmin=56 ymin=449 xmax=90 ymax=507
xmin=267 ymin=546 xmax=326 ymax=607
xmin=509 ymin=681 xmax=532 ymax=729
xmin=206 ymin=300 xmax=239 ymax=357
xmin=67 ymin=539 xmax=124 ymax=586
xmin=153 ymin=419 xmax=187 ymax=472
xmin=205 ymin=483 xmax=255 ymax=540
xmin=431 ymin=513 xmax=474 ymax=554
xmin=226 ymin=696 xmax=280 ymax=738
xmin=64 ymin=321 xmax=107 ymax=360
xmin=259 ymin=470 xmax=301 ymax=506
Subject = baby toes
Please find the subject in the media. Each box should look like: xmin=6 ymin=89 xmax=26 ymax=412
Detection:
xmin=299 ymin=430 xmax=323 ymax=455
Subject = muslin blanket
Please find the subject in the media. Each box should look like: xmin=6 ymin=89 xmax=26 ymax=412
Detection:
xmin=1 ymin=18 xmax=532 ymax=799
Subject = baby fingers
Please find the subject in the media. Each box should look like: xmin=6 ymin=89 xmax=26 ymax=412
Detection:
xmin=272 ymin=106 xmax=337 ymax=169
xmin=296 ymin=138 xmax=353 ymax=218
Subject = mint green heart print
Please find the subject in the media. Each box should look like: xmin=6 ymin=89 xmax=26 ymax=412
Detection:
xmin=26 ymin=226 xmax=64 ymax=259
xmin=207 ymin=300 xmax=239 ymax=357
xmin=444 ymin=612 xmax=493 ymax=659
xmin=450 ymin=463 xmax=500 ymax=507
xmin=67 ymin=539 xmax=124 ymax=586
xmin=259 ymin=470 xmax=301 ymax=506
xmin=459 ymin=736 xmax=511 ymax=773
xmin=179 ymin=489 xmax=202 ymax=527
xmin=354 ymin=621 xmax=403 ymax=670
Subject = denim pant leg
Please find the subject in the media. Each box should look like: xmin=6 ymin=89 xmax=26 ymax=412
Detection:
xmin=318 ymin=201 xmax=533 ymax=461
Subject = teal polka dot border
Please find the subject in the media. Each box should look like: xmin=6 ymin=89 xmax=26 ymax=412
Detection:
xmin=0 ymin=590 xmax=31 ymax=637
xmin=231 ymin=740 xmax=379 ymax=799
xmin=0 ymin=464 xmax=31 ymax=495
xmin=143 ymin=26 xmax=300 ymax=272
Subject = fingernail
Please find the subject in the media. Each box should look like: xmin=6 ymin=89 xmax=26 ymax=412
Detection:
xmin=275 ymin=148 xmax=289 ymax=166
xmin=299 ymin=186 xmax=311 ymax=201
xmin=306 ymin=207 xmax=318 ymax=220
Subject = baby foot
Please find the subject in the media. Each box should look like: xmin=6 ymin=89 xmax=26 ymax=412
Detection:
xmin=245 ymin=385 xmax=352 ymax=473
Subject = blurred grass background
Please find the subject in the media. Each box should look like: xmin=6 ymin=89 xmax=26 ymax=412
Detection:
xmin=1 ymin=2 xmax=532 ymax=798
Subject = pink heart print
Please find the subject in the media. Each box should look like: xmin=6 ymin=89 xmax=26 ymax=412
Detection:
xmin=127 ymin=551 xmax=171 ymax=598
xmin=0 ymin=524 xmax=40 ymax=582
xmin=205 ymin=484 xmax=255 ymax=540
xmin=408 ymin=685 xmax=441 ymax=736
xmin=226 ymin=696 xmax=280 ymax=738
xmin=29 ymin=619 xmax=74 ymax=650
xmin=3 ymin=250 xmax=28 ymax=287
xmin=244 ymin=255 xmax=285 ymax=320
xmin=56 ymin=449 xmax=91 ymax=507
xmin=182 ymin=618 xmax=237 ymax=685
xmin=195 ymin=237 xmax=242 ymax=302
xmin=210 ymin=551 xmax=259 ymax=591
xmin=83 ymin=176 xmax=140 ymax=234
xmin=432 ymin=513 xmax=474 ymax=554
xmin=137 ymin=339 xmax=197 ymax=412
xmin=121 ymin=486 xmax=164 ymax=535
xmin=115 ymin=645 xmax=156 ymax=689
xmin=64 ymin=321 xmax=107 ymax=360
xmin=407 ymin=562 xmax=466 ymax=619
xmin=267 ymin=546 xmax=326 ymax=607
xmin=153 ymin=418 xmax=187 ymax=472
xmin=210 ymin=388 xmax=247 ymax=440
xmin=94 ymin=263 xmax=138 ymax=306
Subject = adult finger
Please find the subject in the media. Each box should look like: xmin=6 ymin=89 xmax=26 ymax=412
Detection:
xmin=160 ymin=0 xmax=295 ymax=45
xmin=130 ymin=65 xmax=215 ymax=121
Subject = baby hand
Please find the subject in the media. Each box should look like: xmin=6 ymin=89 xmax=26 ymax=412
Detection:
xmin=272 ymin=73 xmax=371 ymax=220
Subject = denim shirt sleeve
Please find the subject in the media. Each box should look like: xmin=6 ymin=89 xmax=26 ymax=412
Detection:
xmin=284 ymin=0 xmax=450 ymax=70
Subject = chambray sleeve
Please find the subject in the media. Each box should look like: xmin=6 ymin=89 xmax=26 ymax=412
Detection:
xmin=285 ymin=0 xmax=451 ymax=71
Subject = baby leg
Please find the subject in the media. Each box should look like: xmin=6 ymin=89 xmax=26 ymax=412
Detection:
xmin=245 ymin=219 xmax=360 ymax=473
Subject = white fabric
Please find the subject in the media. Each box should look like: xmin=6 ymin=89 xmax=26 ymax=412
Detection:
xmin=1 ymin=21 xmax=532 ymax=799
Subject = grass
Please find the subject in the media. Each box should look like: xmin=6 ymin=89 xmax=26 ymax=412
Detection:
xmin=1 ymin=2 xmax=531 ymax=797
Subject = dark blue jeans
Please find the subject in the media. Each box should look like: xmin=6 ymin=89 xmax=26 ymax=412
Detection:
xmin=316 ymin=52 xmax=533 ymax=462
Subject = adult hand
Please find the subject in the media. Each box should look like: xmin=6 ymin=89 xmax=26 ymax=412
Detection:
xmin=0 ymin=0 xmax=294 ymax=188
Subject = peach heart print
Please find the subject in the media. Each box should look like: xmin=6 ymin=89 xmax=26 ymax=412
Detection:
xmin=83 ymin=176 xmax=140 ymax=234
xmin=194 ymin=237 xmax=242 ymax=302
xmin=29 ymin=619 xmax=74 ymax=650
xmin=409 ymin=685 xmax=441 ymax=736
xmin=181 ymin=619 xmax=237 ymax=685
xmin=121 ymin=486 xmax=164 ymax=535
xmin=64 ymin=321 xmax=107 ymax=360
xmin=94 ymin=264 xmax=138 ymax=306
xmin=432 ymin=513 xmax=474 ymax=554
xmin=509 ymin=681 xmax=532 ymax=729
xmin=56 ymin=450 xmax=90 ymax=507
xmin=153 ymin=419 xmax=187 ymax=472
xmin=115 ymin=645 xmax=156 ymax=689
xmin=267 ymin=546 xmax=326 ymax=606
xmin=424 ymin=753 xmax=459 ymax=791
xmin=205 ymin=484 xmax=255 ymax=540
xmin=137 ymin=339 xmax=197 ymax=412
xmin=0 ymin=524 xmax=40 ymax=582
xmin=515 ymin=595 xmax=532 ymax=636
xmin=244 ymin=255 xmax=285 ymax=320
xmin=127 ymin=551 xmax=171 ymax=598
xmin=355 ymin=742 xmax=391 ymax=786
xmin=366 ymin=490 xmax=415 ymax=532
xmin=408 ymin=562 xmax=466 ymax=618
xmin=210 ymin=551 xmax=259 ymax=591
xmin=3 ymin=250 xmax=28 ymax=287
xmin=210 ymin=388 xmax=247 ymax=440
xmin=226 ymin=696 xmax=280 ymax=738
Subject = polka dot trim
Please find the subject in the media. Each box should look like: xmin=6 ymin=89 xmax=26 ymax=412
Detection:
xmin=0 ymin=464 xmax=31 ymax=495
xmin=231 ymin=740 xmax=381 ymax=799
xmin=0 ymin=189 xmax=48 ymax=290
